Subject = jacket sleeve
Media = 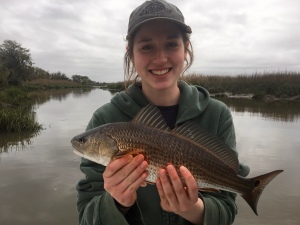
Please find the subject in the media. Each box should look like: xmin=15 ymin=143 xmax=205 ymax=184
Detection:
xmin=76 ymin=111 xmax=145 ymax=225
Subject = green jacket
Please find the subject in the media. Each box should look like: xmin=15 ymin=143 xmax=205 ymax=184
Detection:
xmin=76 ymin=81 xmax=249 ymax=225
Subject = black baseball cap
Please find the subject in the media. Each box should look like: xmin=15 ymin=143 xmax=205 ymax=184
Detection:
xmin=126 ymin=0 xmax=192 ymax=40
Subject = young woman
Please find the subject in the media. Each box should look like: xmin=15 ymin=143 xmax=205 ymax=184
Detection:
xmin=76 ymin=1 xmax=249 ymax=224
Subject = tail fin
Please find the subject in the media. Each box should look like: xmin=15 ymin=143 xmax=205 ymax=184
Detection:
xmin=241 ymin=170 xmax=283 ymax=215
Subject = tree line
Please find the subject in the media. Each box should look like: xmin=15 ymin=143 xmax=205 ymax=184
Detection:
xmin=0 ymin=40 xmax=98 ymax=86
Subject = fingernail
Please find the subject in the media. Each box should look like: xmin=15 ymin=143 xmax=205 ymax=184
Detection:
xmin=179 ymin=165 xmax=187 ymax=173
xmin=140 ymin=161 xmax=148 ymax=169
xmin=167 ymin=164 xmax=174 ymax=171
xmin=158 ymin=169 xmax=166 ymax=176
xmin=135 ymin=154 xmax=144 ymax=162
xmin=127 ymin=155 xmax=133 ymax=162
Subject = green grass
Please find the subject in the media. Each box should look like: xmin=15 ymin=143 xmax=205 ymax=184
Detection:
xmin=24 ymin=78 xmax=88 ymax=91
xmin=0 ymin=107 xmax=42 ymax=132
xmin=0 ymin=87 xmax=43 ymax=133
xmin=183 ymin=71 xmax=300 ymax=98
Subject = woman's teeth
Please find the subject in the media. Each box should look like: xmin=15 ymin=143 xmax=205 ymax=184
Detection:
xmin=151 ymin=69 xmax=169 ymax=76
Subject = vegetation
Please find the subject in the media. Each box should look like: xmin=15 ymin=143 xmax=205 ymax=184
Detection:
xmin=0 ymin=40 xmax=100 ymax=88
xmin=0 ymin=40 xmax=33 ymax=85
xmin=0 ymin=87 xmax=42 ymax=132
xmin=0 ymin=39 xmax=100 ymax=143
xmin=184 ymin=71 xmax=300 ymax=99
xmin=103 ymin=81 xmax=126 ymax=91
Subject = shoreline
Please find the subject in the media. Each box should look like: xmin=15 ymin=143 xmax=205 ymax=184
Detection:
xmin=211 ymin=93 xmax=300 ymax=102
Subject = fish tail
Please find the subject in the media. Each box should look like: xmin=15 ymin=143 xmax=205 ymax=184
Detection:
xmin=241 ymin=169 xmax=283 ymax=215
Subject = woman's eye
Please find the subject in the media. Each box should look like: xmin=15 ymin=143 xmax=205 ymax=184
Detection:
xmin=141 ymin=45 xmax=152 ymax=51
xmin=167 ymin=42 xmax=178 ymax=48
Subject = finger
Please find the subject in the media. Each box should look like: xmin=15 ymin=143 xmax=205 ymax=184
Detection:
xmin=124 ymin=167 xmax=148 ymax=195
xmin=116 ymin=155 xmax=148 ymax=192
xmin=166 ymin=164 xmax=190 ymax=208
xmin=166 ymin=165 xmax=185 ymax=194
xmin=156 ymin=176 xmax=166 ymax=201
xmin=156 ymin=175 xmax=171 ymax=210
xmin=107 ymin=155 xmax=148 ymax=206
xmin=104 ymin=154 xmax=144 ymax=190
xmin=179 ymin=166 xmax=198 ymax=200
xmin=117 ymin=170 xmax=148 ymax=207
xmin=158 ymin=168 xmax=179 ymax=206
xmin=119 ymin=157 xmax=148 ymax=191
xmin=103 ymin=154 xmax=133 ymax=178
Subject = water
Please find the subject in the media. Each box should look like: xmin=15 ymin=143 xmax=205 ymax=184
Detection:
xmin=0 ymin=88 xmax=299 ymax=225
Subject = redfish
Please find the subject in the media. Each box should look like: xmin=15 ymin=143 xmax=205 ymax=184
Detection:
xmin=71 ymin=103 xmax=283 ymax=215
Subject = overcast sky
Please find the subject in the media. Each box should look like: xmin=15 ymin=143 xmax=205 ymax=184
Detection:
xmin=1 ymin=0 xmax=299 ymax=82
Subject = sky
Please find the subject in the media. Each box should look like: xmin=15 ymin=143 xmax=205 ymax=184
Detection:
xmin=1 ymin=0 xmax=300 ymax=82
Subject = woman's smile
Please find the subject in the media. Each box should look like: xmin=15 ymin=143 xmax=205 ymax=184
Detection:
xmin=150 ymin=68 xmax=171 ymax=76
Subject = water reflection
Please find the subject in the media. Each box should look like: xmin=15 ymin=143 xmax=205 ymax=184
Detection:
xmin=28 ymin=88 xmax=94 ymax=106
xmin=217 ymin=97 xmax=300 ymax=122
xmin=0 ymin=88 xmax=299 ymax=225
xmin=0 ymin=131 xmax=40 ymax=153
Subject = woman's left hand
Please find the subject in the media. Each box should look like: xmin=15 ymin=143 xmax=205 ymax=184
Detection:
xmin=156 ymin=165 xmax=204 ymax=225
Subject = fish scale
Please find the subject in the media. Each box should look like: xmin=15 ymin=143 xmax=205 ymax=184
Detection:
xmin=71 ymin=103 xmax=283 ymax=215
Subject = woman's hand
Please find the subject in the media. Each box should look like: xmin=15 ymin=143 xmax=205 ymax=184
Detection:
xmin=156 ymin=165 xmax=204 ymax=225
xmin=103 ymin=154 xmax=148 ymax=208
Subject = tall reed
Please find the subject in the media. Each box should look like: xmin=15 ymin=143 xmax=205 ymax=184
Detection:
xmin=183 ymin=71 xmax=300 ymax=97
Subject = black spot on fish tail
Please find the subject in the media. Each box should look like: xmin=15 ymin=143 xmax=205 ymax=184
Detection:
xmin=241 ymin=169 xmax=283 ymax=215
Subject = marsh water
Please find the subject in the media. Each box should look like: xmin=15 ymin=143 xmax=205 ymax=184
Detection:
xmin=0 ymin=88 xmax=299 ymax=225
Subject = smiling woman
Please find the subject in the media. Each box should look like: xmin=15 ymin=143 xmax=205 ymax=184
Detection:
xmin=75 ymin=1 xmax=250 ymax=225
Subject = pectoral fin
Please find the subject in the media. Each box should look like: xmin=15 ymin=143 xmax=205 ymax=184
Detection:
xmin=112 ymin=149 xmax=145 ymax=160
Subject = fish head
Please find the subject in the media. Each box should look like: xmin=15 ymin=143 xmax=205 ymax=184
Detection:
xmin=71 ymin=125 xmax=119 ymax=166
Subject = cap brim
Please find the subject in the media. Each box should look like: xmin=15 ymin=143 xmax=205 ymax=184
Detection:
xmin=126 ymin=18 xmax=192 ymax=40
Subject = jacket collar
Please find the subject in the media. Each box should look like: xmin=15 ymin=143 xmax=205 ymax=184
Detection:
xmin=111 ymin=80 xmax=210 ymax=123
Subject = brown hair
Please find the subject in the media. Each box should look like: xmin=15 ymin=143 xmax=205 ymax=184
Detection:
xmin=123 ymin=26 xmax=194 ymax=88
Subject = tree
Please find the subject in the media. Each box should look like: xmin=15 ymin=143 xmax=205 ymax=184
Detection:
xmin=49 ymin=71 xmax=70 ymax=80
xmin=0 ymin=40 xmax=33 ymax=85
xmin=0 ymin=61 xmax=10 ymax=86
xmin=72 ymin=75 xmax=92 ymax=84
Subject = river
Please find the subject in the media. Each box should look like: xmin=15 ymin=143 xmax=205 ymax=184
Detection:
xmin=0 ymin=88 xmax=299 ymax=225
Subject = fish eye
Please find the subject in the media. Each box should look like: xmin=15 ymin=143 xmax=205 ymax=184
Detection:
xmin=78 ymin=137 xmax=87 ymax=144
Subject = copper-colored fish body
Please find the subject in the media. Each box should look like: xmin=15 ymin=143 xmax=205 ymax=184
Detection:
xmin=71 ymin=104 xmax=283 ymax=215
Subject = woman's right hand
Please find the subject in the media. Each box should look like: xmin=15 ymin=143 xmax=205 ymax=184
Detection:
xmin=103 ymin=154 xmax=148 ymax=208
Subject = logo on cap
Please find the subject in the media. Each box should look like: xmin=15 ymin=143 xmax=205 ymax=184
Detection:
xmin=139 ymin=0 xmax=172 ymax=17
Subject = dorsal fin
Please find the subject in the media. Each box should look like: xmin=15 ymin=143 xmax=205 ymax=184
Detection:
xmin=132 ymin=104 xmax=171 ymax=131
xmin=132 ymin=104 xmax=239 ymax=172
xmin=173 ymin=121 xmax=239 ymax=172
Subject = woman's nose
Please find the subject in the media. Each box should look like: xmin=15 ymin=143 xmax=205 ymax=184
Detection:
xmin=152 ymin=49 xmax=167 ymax=64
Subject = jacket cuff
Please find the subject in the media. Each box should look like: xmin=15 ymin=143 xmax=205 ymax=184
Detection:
xmin=100 ymin=192 xmax=144 ymax=225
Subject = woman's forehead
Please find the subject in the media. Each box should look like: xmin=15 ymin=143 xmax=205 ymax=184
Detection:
xmin=134 ymin=20 xmax=182 ymax=40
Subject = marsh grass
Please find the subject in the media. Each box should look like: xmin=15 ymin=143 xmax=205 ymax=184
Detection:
xmin=0 ymin=87 xmax=43 ymax=133
xmin=24 ymin=79 xmax=86 ymax=91
xmin=0 ymin=107 xmax=42 ymax=132
xmin=183 ymin=71 xmax=300 ymax=98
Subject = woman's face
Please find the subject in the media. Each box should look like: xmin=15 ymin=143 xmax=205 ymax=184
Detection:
xmin=132 ymin=20 xmax=187 ymax=93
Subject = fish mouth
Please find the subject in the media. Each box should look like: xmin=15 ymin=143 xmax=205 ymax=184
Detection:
xmin=73 ymin=149 xmax=84 ymax=157
xmin=71 ymin=136 xmax=86 ymax=154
